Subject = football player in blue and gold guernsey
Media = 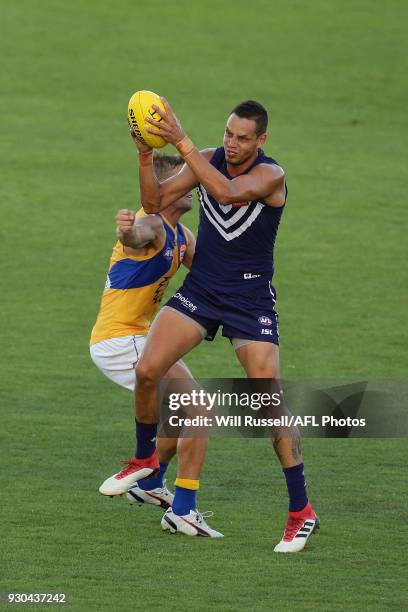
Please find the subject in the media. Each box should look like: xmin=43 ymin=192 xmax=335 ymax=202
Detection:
xmin=91 ymin=153 xmax=196 ymax=509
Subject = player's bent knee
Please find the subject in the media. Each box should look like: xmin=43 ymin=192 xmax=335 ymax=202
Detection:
xmin=135 ymin=359 xmax=160 ymax=386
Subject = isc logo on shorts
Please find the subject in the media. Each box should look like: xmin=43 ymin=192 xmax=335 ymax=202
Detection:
xmin=258 ymin=315 xmax=272 ymax=326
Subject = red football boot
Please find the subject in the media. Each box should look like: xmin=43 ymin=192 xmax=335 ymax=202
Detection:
xmin=274 ymin=502 xmax=320 ymax=552
xmin=99 ymin=452 xmax=160 ymax=496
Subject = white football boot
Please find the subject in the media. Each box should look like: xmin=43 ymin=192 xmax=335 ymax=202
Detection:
xmin=274 ymin=502 xmax=320 ymax=553
xmin=161 ymin=508 xmax=224 ymax=538
xmin=99 ymin=452 xmax=159 ymax=497
xmin=126 ymin=481 xmax=174 ymax=510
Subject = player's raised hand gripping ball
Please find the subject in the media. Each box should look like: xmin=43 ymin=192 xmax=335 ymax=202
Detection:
xmin=128 ymin=90 xmax=166 ymax=148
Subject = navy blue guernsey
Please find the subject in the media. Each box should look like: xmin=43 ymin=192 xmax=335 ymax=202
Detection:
xmin=189 ymin=147 xmax=285 ymax=292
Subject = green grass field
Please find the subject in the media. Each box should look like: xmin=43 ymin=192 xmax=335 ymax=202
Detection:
xmin=1 ymin=1 xmax=407 ymax=610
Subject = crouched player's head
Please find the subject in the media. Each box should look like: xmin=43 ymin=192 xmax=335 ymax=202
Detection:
xmin=153 ymin=153 xmax=193 ymax=213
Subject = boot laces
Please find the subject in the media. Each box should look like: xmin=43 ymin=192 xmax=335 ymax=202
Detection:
xmin=283 ymin=516 xmax=305 ymax=541
xmin=194 ymin=510 xmax=214 ymax=524
xmin=118 ymin=458 xmax=140 ymax=477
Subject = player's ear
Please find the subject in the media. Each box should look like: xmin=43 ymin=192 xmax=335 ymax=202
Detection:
xmin=258 ymin=132 xmax=267 ymax=147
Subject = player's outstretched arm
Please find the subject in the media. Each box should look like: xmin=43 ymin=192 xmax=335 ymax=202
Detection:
xmin=129 ymin=126 xmax=198 ymax=213
xmin=115 ymin=209 xmax=164 ymax=250
xmin=145 ymin=98 xmax=285 ymax=206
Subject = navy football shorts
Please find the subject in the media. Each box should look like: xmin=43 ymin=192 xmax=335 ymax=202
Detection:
xmin=165 ymin=275 xmax=279 ymax=345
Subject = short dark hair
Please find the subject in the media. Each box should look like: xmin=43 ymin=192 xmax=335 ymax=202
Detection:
xmin=153 ymin=153 xmax=184 ymax=180
xmin=230 ymin=100 xmax=268 ymax=136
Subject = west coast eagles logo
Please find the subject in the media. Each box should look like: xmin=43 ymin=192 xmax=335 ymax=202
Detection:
xmin=258 ymin=315 xmax=272 ymax=326
xmin=163 ymin=248 xmax=173 ymax=261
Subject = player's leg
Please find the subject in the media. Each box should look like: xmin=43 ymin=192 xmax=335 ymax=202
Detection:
xmin=161 ymin=430 xmax=223 ymax=537
xmin=127 ymin=358 xmax=194 ymax=509
xmin=93 ymin=335 xmax=179 ymax=497
xmin=233 ymin=338 xmax=280 ymax=378
xmin=135 ymin=308 xmax=216 ymax=524
xmin=91 ymin=333 xmax=210 ymax=510
xmin=234 ymin=340 xmax=319 ymax=552
xmin=140 ymin=303 xmax=222 ymax=538
xmin=234 ymin=340 xmax=301 ymax=468
xmin=134 ymin=306 xmax=204 ymax=427
xmin=92 ymin=336 xmax=195 ymax=500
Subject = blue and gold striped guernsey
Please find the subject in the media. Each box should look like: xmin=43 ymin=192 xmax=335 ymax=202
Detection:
xmin=90 ymin=211 xmax=188 ymax=344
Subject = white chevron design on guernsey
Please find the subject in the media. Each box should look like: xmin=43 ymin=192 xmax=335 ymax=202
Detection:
xmin=198 ymin=186 xmax=264 ymax=241
xmin=219 ymin=203 xmax=232 ymax=213
xmin=200 ymin=186 xmax=251 ymax=228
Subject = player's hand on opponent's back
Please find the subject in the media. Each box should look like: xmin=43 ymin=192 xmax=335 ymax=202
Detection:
xmin=116 ymin=209 xmax=135 ymax=236
xmin=145 ymin=97 xmax=185 ymax=145
xmin=128 ymin=121 xmax=152 ymax=154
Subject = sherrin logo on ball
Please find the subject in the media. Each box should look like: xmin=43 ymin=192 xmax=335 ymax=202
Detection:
xmin=128 ymin=90 xmax=166 ymax=149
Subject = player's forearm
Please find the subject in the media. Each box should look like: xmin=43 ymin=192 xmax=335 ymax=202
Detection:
xmin=182 ymin=252 xmax=194 ymax=270
xmin=176 ymin=139 xmax=232 ymax=204
xmin=117 ymin=224 xmax=156 ymax=249
xmin=117 ymin=230 xmax=136 ymax=248
xmin=138 ymin=151 xmax=163 ymax=213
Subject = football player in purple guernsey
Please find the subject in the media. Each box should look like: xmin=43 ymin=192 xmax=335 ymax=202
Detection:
xmin=127 ymin=99 xmax=319 ymax=550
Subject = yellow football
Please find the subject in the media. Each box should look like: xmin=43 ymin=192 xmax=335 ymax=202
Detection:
xmin=128 ymin=90 xmax=166 ymax=149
